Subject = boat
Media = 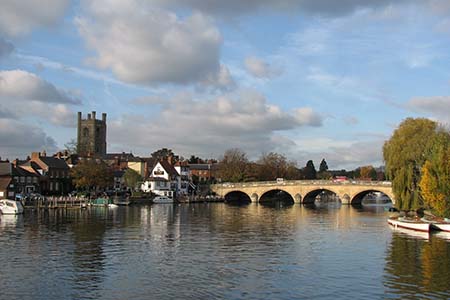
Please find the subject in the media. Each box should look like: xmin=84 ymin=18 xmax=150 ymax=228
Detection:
xmin=108 ymin=203 xmax=119 ymax=208
xmin=0 ymin=199 xmax=24 ymax=215
xmin=153 ymin=196 xmax=174 ymax=204
xmin=387 ymin=217 xmax=430 ymax=232
xmin=421 ymin=217 xmax=450 ymax=232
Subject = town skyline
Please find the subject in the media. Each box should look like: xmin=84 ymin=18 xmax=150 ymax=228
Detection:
xmin=1 ymin=0 xmax=450 ymax=169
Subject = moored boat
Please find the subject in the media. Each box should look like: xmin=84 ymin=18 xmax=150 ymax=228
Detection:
xmin=153 ymin=196 xmax=174 ymax=204
xmin=0 ymin=199 xmax=24 ymax=215
xmin=421 ymin=217 xmax=450 ymax=232
xmin=387 ymin=217 xmax=430 ymax=232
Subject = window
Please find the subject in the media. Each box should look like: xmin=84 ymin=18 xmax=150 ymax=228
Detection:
xmin=49 ymin=182 xmax=53 ymax=191
xmin=55 ymin=182 xmax=59 ymax=191
xmin=33 ymin=177 xmax=38 ymax=183
xmin=20 ymin=177 xmax=25 ymax=183
xmin=27 ymin=177 xmax=32 ymax=183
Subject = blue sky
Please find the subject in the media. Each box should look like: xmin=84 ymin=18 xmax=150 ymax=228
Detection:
xmin=1 ymin=0 xmax=450 ymax=169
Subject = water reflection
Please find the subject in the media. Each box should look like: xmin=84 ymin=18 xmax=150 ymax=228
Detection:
xmin=0 ymin=204 xmax=449 ymax=300
xmin=385 ymin=229 xmax=450 ymax=299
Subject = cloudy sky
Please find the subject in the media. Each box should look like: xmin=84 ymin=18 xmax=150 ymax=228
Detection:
xmin=1 ymin=0 xmax=450 ymax=169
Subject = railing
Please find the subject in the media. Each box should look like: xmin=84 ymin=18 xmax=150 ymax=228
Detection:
xmin=213 ymin=180 xmax=392 ymax=188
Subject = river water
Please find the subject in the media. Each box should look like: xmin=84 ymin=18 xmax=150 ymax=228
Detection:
xmin=0 ymin=203 xmax=449 ymax=300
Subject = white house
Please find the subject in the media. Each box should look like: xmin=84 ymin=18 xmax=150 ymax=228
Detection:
xmin=141 ymin=160 xmax=178 ymax=198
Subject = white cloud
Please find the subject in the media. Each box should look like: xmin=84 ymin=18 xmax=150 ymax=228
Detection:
xmin=294 ymin=108 xmax=323 ymax=126
xmin=244 ymin=56 xmax=282 ymax=79
xmin=0 ymin=119 xmax=57 ymax=158
xmin=0 ymin=70 xmax=79 ymax=127
xmin=0 ymin=0 xmax=69 ymax=37
xmin=407 ymin=96 xmax=450 ymax=122
xmin=110 ymin=90 xmax=323 ymax=157
xmin=0 ymin=70 xmax=80 ymax=104
xmin=77 ymin=0 xmax=223 ymax=86
xmin=288 ymin=138 xmax=385 ymax=170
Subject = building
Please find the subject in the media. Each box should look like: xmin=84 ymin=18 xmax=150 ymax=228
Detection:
xmin=0 ymin=161 xmax=15 ymax=199
xmin=25 ymin=151 xmax=71 ymax=195
xmin=77 ymin=111 xmax=107 ymax=157
xmin=141 ymin=160 xmax=179 ymax=198
xmin=189 ymin=163 xmax=219 ymax=183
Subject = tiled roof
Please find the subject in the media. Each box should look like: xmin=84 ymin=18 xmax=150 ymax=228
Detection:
xmin=39 ymin=157 xmax=70 ymax=169
xmin=158 ymin=160 xmax=178 ymax=177
xmin=12 ymin=165 xmax=39 ymax=177
xmin=0 ymin=177 xmax=12 ymax=190
xmin=0 ymin=162 xmax=11 ymax=176
xmin=189 ymin=164 xmax=212 ymax=170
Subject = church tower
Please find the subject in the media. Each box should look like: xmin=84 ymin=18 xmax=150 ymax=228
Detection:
xmin=77 ymin=111 xmax=107 ymax=157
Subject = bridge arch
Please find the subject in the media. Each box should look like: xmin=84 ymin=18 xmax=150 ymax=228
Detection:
xmin=224 ymin=190 xmax=251 ymax=204
xmin=351 ymin=190 xmax=393 ymax=205
xmin=259 ymin=189 xmax=295 ymax=204
xmin=303 ymin=188 xmax=340 ymax=204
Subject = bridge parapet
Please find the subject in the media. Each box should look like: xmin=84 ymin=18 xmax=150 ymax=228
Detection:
xmin=210 ymin=180 xmax=395 ymax=205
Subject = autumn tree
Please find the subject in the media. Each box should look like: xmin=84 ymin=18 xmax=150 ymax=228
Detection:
xmin=419 ymin=130 xmax=450 ymax=217
xmin=256 ymin=152 xmax=297 ymax=181
xmin=383 ymin=118 xmax=438 ymax=210
xmin=70 ymin=159 xmax=114 ymax=193
xmin=123 ymin=168 xmax=143 ymax=190
xmin=359 ymin=165 xmax=377 ymax=180
xmin=218 ymin=148 xmax=250 ymax=182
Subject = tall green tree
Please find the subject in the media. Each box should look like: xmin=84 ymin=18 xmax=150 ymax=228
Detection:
xmin=70 ymin=159 xmax=114 ymax=192
xmin=303 ymin=160 xmax=317 ymax=179
xmin=383 ymin=118 xmax=438 ymax=210
xmin=218 ymin=148 xmax=249 ymax=182
xmin=123 ymin=168 xmax=143 ymax=190
xmin=319 ymin=159 xmax=328 ymax=173
xmin=419 ymin=130 xmax=450 ymax=217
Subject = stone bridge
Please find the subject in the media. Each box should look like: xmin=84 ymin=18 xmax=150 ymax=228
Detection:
xmin=210 ymin=180 xmax=395 ymax=205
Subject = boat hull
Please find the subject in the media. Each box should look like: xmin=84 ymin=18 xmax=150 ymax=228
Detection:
xmin=433 ymin=223 xmax=450 ymax=232
xmin=0 ymin=199 xmax=24 ymax=215
xmin=388 ymin=218 xmax=430 ymax=232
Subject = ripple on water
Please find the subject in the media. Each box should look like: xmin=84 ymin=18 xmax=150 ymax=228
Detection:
xmin=0 ymin=204 xmax=449 ymax=300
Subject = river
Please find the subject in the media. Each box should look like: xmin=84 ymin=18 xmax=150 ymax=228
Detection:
xmin=0 ymin=203 xmax=449 ymax=300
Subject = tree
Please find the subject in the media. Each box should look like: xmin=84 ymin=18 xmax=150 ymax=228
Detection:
xmin=359 ymin=165 xmax=377 ymax=180
xmin=123 ymin=168 xmax=143 ymax=190
xmin=151 ymin=148 xmax=176 ymax=161
xmin=303 ymin=160 xmax=317 ymax=179
xmin=64 ymin=139 xmax=77 ymax=155
xmin=256 ymin=152 xmax=293 ymax=181
xmin=419 ymin=130 xmax=450 ymax=217
xmin=70 ymin=159 xmax=114 ymax=193
xmin=383 ymin=118 xmax=438 ymax=210
xmin=319 ymin=159 xmax=328 ymax=173
xmin=218 ymin=148 xmax=249 ymax=182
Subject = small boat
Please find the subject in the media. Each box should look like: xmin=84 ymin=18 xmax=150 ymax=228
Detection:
xmin=0 ymin=199 xmax=24 ymax=215
xmin=153 ymin=196 xmax=174 ymax=204
xmin=108 ymin=203 xmax=119 ymax=208
xmin=387 ymin=217 xmax=430 ymax=232
xmin=421 ymin=217 xmax=450 ymax=232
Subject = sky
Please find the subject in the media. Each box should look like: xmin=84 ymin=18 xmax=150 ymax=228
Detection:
xmin=1 ymin=0 xmax=450 ymax=170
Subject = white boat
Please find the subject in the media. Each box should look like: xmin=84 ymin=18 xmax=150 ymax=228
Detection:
xmin=108 ymin=203 xmax=119 ymax=208
xmin=153 ymin=196 xmax=174 ymax=204
xmin=420 ymin=217 xmax=450 ymax=232
xmin=387 ymin=217 xmax=430 ymax=232
xmin=0 ymin=199 xmax=24 ymax=215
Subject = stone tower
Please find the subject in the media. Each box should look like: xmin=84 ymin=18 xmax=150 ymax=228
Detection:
xmin=77 ymin=111 xmax=107 ymax=157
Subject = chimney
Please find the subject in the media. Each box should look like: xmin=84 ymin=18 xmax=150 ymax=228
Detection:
xmin=56 ymin=152 xmax=61 ymax=159
xmin=92 ymin=111 xmax=96 ymax=120
xmin=78 ymin=111 xmax=82 ymax=121
xmin=41 ymin=150 xmax=46 ymax=157
xmin=102 ymin=113 xmax=107 ymax=122
xmin=31 ymin=152 xmax=40 ymax=160
xmin=168 ymin=155 xmax=173 ymax=165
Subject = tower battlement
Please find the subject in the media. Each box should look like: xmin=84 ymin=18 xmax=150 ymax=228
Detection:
xmin=77 ymin=111 xmax=107 ymax=157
